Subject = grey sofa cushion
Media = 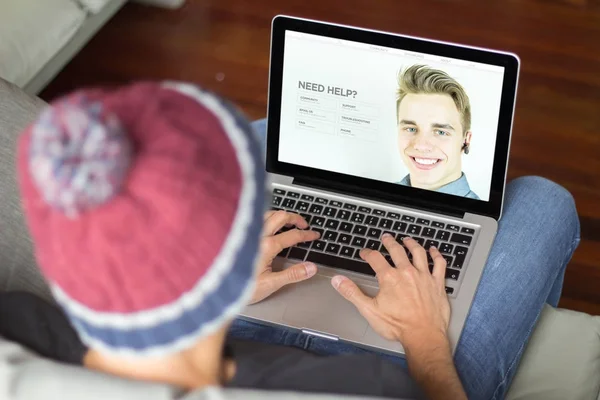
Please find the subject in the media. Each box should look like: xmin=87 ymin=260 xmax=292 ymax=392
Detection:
xmin=0 ymin=78 xmax=51 ymax=300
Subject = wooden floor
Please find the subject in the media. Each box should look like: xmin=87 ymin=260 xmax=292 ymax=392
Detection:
xmin=41 ymin=0 xmax=600 ymax=315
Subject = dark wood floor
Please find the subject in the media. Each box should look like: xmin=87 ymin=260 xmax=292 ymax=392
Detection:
xmin=41 ymin=0 xmax=600 ymax=315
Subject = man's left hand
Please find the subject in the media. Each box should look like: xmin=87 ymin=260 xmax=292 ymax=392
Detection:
xmin=248 ymin=210 xmax=320 ymax=305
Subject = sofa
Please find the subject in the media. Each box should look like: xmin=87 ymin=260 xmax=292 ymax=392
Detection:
xmin=0 ymin=0 xmax=184 ymax=96
xmin=0 ymin=77 xmax=599 ymax=399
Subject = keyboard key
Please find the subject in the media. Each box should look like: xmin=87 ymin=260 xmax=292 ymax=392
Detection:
xmin=339 ymin=222 xmax=353 ymax=233
xmin=366 ymin=239 xmax=380 ymax=250
xmin=408 ymin=225 xmax=422 ymax=235
xmin=330 ymin=200 xmax=343 ymax=207
xmin=307 ymin=251 xmax=373 ymax=276
xmin=416 ymin=218 xmax=430 ymax=225
xmin=414 ymin=237 xmax=425 ymax=246
xmin=461 ymin=227 xmax=475 ymax=235
xmin=301 ymin=194 xmax=314 ymax=201
xmin=424 ymin=239 xmax=440 ymax=249
xmin=287 ymin=191 xmax=300 ymax=199
xmin=297 ymin=241 xmax=311 ymax=249
xmin=439 ymin=243 xmax=454 ymax=254
xmin=324 ymin=207 xmax=337 ymax=217
xmin=312 ymin=227 xmax=324 ymax=237
xmin=378 ymin=219 xmax=393 ymax=230
xmin=422 ymin=227 xmax=436 ymax=238
xmin=387 ymin=212 xmax=401 ymax=219
xmin=323 ymin=231 xmax=338 ymax=241
xmin=295 ymin=201 xmax=310 ymax=212
xmin=436 ymin=231 xmax=451 ymax=241
xmin=344 ymin=203 xmax=357 ymax=211
xmin=337 ymin=210 xmax=351 ymax=220
xmin=446 ymin=269 xmax=460 ymax=280
xmin=274 ymin=188 xmax=286 ymax=195
xmin=353 ymin=225 xmax=367 ymax=235
xmin=365 ymin=216 xmax=380 ymax=226
xmin=325 ymin=219 xmax=340 ymax=230
xmin=316 ymin=197 xmax=328 ymax=205
xmin=312 ymin=241 xmax=327 ymax=252
xmin=373 ymin=209 xmax=386 ymax=216
xmin=325 ymin=242 xmax=341 ymax=254
xmin=300 ymin=213 xmax=311 ymax=224
xmin=402 ymin=215 xmax=416 ymax=222
xmin=354 ymin=248 xmax=363 ymax=259
xmin=271 ymin=207 xmax=282 ymax=211
xmin=312 ymin=216 xmax=325 ymax=227
xmin=443 ymin=255 xmax=453 ymax=266
xmin=432 ymin=221 xmax=445 ymax=229
xmin=352 ymin=236 xmax=366 ymax=247
xmin=340 ymin=246 xmax=354 ymax=257
xmin=337 ymin=233 xmax=352 ymax=245
xmin=367 ymin=228 xmax=382 ymax=238
xmin=454 ymin=246 xmax=468 ymax=256
xmin=277 ymin=247 xmax=289 ymax=258
xmin=379 ymin=243 xmax=389 ymax=254
xmin=358 ymin=206 xmax=372 ymax=213
xmin=282 ymin=198 xmax=296 ymax=209
xmin=450 ymin=233 xmax=472 ymax=246
xmin=447 ymin=224 xmax=460 ymax=232
xmin=393 ymin=221 xmax=407 ymax=232
xmin=288 ymin=247 xmax=307 ymax=261
xmin=352 ymin=213 xmax=366 ymax=223
xmin=309 ymin=204 xmax=323 ymax=214
xmin=453 ymin=247 xmax=467 ymax=269
xmin=445 ymin=287 xmax=454 ymax=295
xmin=272 ymin=196 xmax=282 ymax=206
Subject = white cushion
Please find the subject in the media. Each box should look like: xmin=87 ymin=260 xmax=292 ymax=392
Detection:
xmin=507 ymin=305 xmax=600 ymax=400
xmin=0 ymin=0 xmax=86 ymax=88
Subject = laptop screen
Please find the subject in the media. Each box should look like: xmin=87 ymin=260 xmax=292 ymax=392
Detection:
xmin=278 ymin=31 xmax=505 ymax=202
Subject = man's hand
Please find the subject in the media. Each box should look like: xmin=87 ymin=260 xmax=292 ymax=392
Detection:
xmin=331 ymin=234 xmax=466 ymax=400
xmin=331 ymin=234 xmax=450 ymax=346
xmin=248 ymin=210 xmax=320 ymax=305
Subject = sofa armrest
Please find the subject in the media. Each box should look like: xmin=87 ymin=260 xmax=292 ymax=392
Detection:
xmin=0 ymin=78 xmax=52 ymax=300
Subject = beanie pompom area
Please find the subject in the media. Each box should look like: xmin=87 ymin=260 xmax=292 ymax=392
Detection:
xmin=29 ymin=94 xmax=132 ymax=218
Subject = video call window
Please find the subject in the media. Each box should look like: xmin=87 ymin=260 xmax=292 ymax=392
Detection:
xmin=278 ymin=32 xmax=505 ymax=202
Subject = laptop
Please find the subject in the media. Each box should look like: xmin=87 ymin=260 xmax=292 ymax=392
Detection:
xmin=241 ymin=15 xmax=520 ymax=355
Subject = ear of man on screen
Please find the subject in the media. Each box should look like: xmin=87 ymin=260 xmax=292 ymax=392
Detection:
xmin=395 ymin=65 xmax=477 ymax=198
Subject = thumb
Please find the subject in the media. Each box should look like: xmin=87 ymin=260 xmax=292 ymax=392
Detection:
xmin=270 ymin=262 xmax=318 ymax=292
xmin=331 ymin=275 xmax=371 ymax=311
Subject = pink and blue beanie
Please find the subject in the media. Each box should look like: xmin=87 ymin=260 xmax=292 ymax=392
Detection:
xmin=17 ymin=82 xmax=265 ymax=357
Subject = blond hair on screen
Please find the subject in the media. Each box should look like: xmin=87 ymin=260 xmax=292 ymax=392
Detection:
xmin=396 ymin=64 xmax=471 ymax=134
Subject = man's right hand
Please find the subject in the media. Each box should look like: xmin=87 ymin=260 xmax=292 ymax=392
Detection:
xmin=331 ymin=234 xmax=451 ymax=348
xmin=331 ymin=234 xmax=466 ymax=400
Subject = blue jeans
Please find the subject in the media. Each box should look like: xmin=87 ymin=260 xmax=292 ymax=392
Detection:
xmin=229 ymin=119 xmax=581 ymax=400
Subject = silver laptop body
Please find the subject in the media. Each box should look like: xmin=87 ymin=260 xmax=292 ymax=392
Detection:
xmin=241 ymin=15 xmax=520 ymax=356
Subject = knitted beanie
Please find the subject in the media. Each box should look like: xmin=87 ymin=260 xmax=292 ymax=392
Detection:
xmin=17 ymin=82 xmax=266 ymax=357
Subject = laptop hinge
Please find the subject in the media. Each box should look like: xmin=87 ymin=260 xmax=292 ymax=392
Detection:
xmin=293 ymin=177 xmax=465 ymax=219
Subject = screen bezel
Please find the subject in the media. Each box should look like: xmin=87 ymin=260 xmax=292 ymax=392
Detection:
xmin=266 ymin=15 xmax=519 ymax=220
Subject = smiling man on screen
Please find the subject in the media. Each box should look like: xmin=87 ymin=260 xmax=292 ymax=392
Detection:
xmin=396 ymin=64 xmax=480 ymax=199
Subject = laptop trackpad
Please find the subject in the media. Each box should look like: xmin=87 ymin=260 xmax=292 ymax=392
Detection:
xmin=281 ymin=273 xmax=377 ymax=342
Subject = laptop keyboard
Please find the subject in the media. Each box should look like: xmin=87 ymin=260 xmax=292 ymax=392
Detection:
xmin=272 ymin=187 xmax=476 ymax=296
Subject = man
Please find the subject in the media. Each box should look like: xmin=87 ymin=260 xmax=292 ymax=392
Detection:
xmin=396 ymin=64 xmax=479 ymax=199
xmin=14 ymin=84 xmax=579 ymax=400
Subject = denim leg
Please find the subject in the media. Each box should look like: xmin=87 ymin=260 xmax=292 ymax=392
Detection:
xmin=454 ymin=176 xmax=580 ymax=400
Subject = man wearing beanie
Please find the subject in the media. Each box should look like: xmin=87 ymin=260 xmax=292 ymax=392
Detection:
xmin=17 ymin=82 xmax=469 ymax=399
